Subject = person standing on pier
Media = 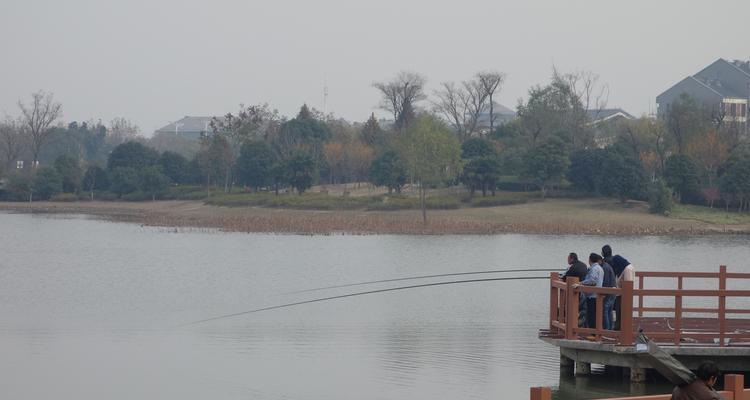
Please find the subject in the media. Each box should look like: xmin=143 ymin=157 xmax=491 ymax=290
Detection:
xmin=578 ymin=253 xmax=604 ymax=330
xmin=563 ymin=252 xmax=589 ymax=328
xmin=671 ymin=361 xmax=723 ymax=400
xmin=602 ymin=245 xmax=613 ymax=266
xmin=563 ymin=253 xmax=588 ymax=282
xmin=601 ymin=256 xmax=617 ymax=330
xmin=612 ymin=255 xmax=635 ymax=330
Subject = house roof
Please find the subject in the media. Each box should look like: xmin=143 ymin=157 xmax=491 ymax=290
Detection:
xmin=586 ymin=108 xmax=635 ymax=123
xmin=730 ymin=59 xmax=750 ymax=76
xmin=486 ymin=101 xmax=516 ymax=115
xmin=155 ymin=116 xmax=214 ymax=134
xmin=688 ymin=58 xmax=750 ymax=99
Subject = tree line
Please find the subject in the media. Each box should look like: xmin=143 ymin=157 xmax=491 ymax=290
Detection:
xmin=2 ymin=69 xmax=749 ymax=218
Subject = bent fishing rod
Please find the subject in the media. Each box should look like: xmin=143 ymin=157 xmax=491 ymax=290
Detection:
xmin=181 ymin=275 xmax=549 ymax=327
xmin=286 ymin=267 xmax=561 ymax=294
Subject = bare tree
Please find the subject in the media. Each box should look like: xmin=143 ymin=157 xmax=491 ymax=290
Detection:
xmin=0 ymin=117 xmax=26 ymax=170
xmin=372 ymin=71 xmax=426 ymax=131
xmin=433 ymin=82 xmax=470 ymax=140
xmin=432 ymin=78 xmax=489 ymax=142
xmin=552 ymin=67 xmax=609 ymax=121
xmin=477 ymin=71 xmax=506 ymax=133
xmin=18 ymin=90 xmax=62 ymax=166
xmin=108 ymin=117 xmax=141 ymax=146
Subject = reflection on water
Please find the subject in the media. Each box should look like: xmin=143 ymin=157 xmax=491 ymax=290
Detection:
xmin=0 ymin=212 xmax=749 ymax=399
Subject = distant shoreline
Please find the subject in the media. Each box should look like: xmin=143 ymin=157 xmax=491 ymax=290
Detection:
xmin=1 ymin=199 xmax=748 ymax=236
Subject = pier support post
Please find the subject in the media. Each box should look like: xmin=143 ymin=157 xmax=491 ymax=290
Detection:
xmin=529 ymin=387 xmax=551 ymax=400
xmin=560 ymin=351 xmax=574 ymax=368
xmin=575 ymin=361 xmax=591 ymax=375
xmin=629 ymin=367 xmax=646 ymax=383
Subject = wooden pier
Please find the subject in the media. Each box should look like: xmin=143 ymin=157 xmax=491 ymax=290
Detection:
xmin=539 ymin=266 xmax=750 ymax=382
xmin=531 ymin=374 xmax=748 ymax=400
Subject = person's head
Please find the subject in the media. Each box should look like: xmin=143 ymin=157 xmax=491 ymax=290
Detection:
xmin=602 ymin=245 xmax=613 ymax=259
xmin=568 ymin=253 xmax=578 ymax=265
xmin=588 ymin=253 xmax=602 ymax=266
xmin=696 ymin=361 xmax=720 ymax=388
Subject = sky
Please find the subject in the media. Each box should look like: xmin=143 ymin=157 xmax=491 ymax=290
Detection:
xmin=1 ymin=0 xmax=749 ymax=135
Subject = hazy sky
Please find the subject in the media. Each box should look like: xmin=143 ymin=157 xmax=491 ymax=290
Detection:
xmin=1 ymin=0 xmax=749 ymax=134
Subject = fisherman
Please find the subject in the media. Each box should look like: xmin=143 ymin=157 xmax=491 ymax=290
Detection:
xmin=575 ymin=253 xmax=604 ymax=330
xmin=602 ymin=244 xmax=614 ymax=266
xmin=612 ymin=254 xmax=635 ymax=330
xmin=562 ymin=252 xmax=588 ymax=282
xmin=563 ymin=252 xmax=589 ymax=328
xmin=601 ymin=254 xmax=617 ymax=330
xmin=671 ymin=361 xmax=724 ymax=400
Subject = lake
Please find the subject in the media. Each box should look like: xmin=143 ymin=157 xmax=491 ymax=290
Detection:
xmin=1 ymin=212 xmax=748 ymax=399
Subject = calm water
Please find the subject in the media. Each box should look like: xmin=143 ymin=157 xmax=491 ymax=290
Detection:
xmin=1 ymin=212 xmax=749 ymax=400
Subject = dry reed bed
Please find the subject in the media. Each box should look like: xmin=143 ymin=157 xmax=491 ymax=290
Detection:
xmin=134 ymin=211 xmax=737 ymax=236
xmin=1 ymin=202 xmax=746 ymax=236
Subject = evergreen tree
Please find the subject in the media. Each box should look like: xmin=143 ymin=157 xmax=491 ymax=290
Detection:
xmin=369 ymin=150 xmax=407 ymax=194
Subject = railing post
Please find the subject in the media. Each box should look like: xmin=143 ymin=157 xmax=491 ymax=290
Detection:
xmin=550 ymin=272 xmax=560 ymax=332
xmin=565 ymin=277 xmax=579 ymax=340
xmin=719 ymin=265 xmax=727 ymax=347
xmin=674 ymin=276 xmax=683 ymax=345
xmin=620 ymin=280 xmax=634 ymax=346
xmin=595 ymin=293 xmax=603 ymax=340
xmin=638 ymin=274 xmax=644 ymax=317
xmin=725 ymin=373 xmax=744 ymax=400
xmin=529 ymin=386 xmax=552 ymax=400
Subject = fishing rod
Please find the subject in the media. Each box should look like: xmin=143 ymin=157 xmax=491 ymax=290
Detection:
xmin=181 ymin=275 xmax=548 ymax=327
xmin=286 ymin=267 xmax=561 ymax=294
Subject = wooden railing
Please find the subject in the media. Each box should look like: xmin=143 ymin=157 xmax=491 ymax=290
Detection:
xmin=547 ymin=266 xmax=750 ymax=346
xmin=530 ymin=373 xmax=747 ymax=399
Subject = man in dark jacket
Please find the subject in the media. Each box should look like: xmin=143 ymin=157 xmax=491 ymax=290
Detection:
xmin=671 ymin=361 xmax=723 ymax=400
xmin=563 ymin=252 xmax=588 ymax=282
xmin=601 ymin=254 xmax=617 ymax=330
xmin=563 ymin=252 xmax=589 ymax=327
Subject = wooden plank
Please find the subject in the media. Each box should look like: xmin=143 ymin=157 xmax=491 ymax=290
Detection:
xmin=621 ymin=280 xmax=634 ymax=345
xmin=720 ymin=265 xmax=727 ymax=347
xmin=634 ymin=289 xmax=750 ymax=297
xmin=565 ymin=277 xmax=579 ymax=340
xmin=529 ymin=386 xmax=551 ymax=400
xmin=674 ymin=277 xmax=682 ymax=345
xmin=550 ymin=273 xmax=559 ymax=332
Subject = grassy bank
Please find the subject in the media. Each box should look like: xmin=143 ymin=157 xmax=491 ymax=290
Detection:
xmin=2 ymin=196 xmax=750 ymax=236
xmin=204 ymin=191 xmax=538 ymax=211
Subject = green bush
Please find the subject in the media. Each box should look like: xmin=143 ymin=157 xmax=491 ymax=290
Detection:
xmin=495 ymin=175 xmax=539 ymax=192
xmin=95 ymin=191 xmax=119 ymax=201
xmin=425 ymin=196 xmax=460 ymax=209
xmin=164 ymin=185 xmax=209 ymax=200
xmin=206 ymin=192 xmax=384 ymax=210
xmin=470 ymin=193 xmax=537 ymax=207
xmin=50 ymin=193 xmax=78 ymax=202
xmin=122 ymin=191 xmax=150 ymax=202
xmin=649 ymin=179 xmax=673 ymax=215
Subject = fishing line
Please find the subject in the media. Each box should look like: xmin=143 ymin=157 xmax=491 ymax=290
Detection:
xmin=285 ymin=267 xmax=561 ymax=294
xmin=180 ymin=275 xmax=548 ymax=327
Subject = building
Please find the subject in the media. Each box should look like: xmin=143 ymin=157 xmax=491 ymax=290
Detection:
xmin=585 ymin=108 xmax=636 ymax=147
xmin=476 ymin=102 xmax=517 ymax=131
xmin=586 ymin=108 xmax=635 ymax=125
xmin=656 ymin=58 xmax=750 ymax=127
xmin=154 ymin=116 xmax=214 ymax=140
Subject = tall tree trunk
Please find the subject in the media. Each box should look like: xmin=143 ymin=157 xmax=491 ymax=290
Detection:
xmin=489 ymin=94 xmax=495 ymax=135
xmin=224 ymin=169 xmax=230 ymax=194
xmin=420 ymin=183 xmax=427 ymax=225
xmin=206 ymin=171 xmax=211 ymax=198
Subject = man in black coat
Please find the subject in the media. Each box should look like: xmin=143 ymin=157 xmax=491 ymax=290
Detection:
xmin=563 ymin=252 xmax=588 ymax=282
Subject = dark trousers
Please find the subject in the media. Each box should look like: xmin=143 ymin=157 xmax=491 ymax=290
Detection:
xmin=614 ymin=296 xmax=622 ymax=330
xmin=586 ymin=297 xmax=597 ymax=329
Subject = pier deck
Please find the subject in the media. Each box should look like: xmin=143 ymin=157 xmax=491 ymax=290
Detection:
xmin=539 ymin=266 xmax=750 ymax=381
